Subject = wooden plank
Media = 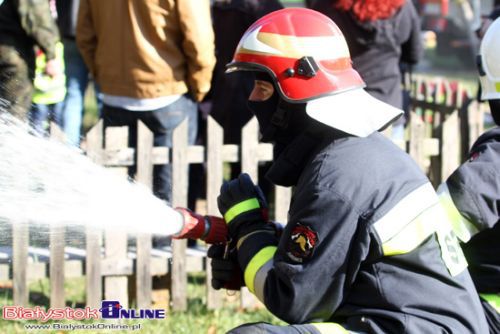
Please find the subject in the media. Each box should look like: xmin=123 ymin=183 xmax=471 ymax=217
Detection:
xmin=135 ymin=121 xmax=154 ymax=309
xmin=152 ymin=147 xmax=170 ymax=165
xmin=85 ymin=120 xmax=104 ymax=164
xmin=103 ymin=126 xmax=129 ymax=308
xmin=0 ymin=264 xmax=9 ymax=281
xmin=84 ymin=122 xmax=104 ymax=309
xmin=65 ymin=260 xmax=84 ymax=278
xmin=48 ymin=125 xmax=67 ymax=308
xmin=206 ymin=116 xmax=223 ymax=309
xmin=240 ymin=116 xmax=262 ymax=309
xmin=274 ymin=186 xmax=291 ymax=224
xmin=13 ymin=222 xmax=28 ymax=306
xmin=222 ymin=145 xmax=239 ymax=162
xmin=187 ymin=146 xmax=205 ymax=164
xmin=409 ymin=115 xmax=427 ymax=172
xmin=241 ymin=118 xmax=260 ymax=181
xmin=28 ymin=262 xmax=46 ymax=281
xmin=171 ymin=119 xmax=189 ymax=311
xmin=49 ymin=225 xmax=65 ymax=308
xmin=441 ymin=111 xmax=461 ymax=181
xmin=50 ymin=122 xmax=66 ymax=143
xmin=103 ymin=148 xmax=135 ymax=166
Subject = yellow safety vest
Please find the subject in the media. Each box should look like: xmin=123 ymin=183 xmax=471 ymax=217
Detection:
xmin=32 ymin=42 xmax=66 ymax=105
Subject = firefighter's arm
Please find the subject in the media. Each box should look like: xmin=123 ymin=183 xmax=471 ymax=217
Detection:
xmin=438 ymin=131 xmax=500 ymax=242
xmin=236 ymin=186 xmax=364 ymax=324
xmin=15 ymin=0 xmax=59 ymax=60
xmin=216 ymin=173 xmax=280 ymax=283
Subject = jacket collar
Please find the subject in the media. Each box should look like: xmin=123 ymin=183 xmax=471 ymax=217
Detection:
xmin=266 ymin=123 xmax=345 ymax=187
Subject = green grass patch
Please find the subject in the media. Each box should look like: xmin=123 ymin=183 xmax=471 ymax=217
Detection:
xmin=0 ymin=273 xmax=285 ymax=333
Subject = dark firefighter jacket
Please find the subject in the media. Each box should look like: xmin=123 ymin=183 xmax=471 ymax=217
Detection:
xmin=236 ymin=125 xmax=489 ymax=333
xmin=438 ymin=127 xmax=500 ymax=332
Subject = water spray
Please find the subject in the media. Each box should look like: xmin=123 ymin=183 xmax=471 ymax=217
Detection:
xmin=0 ymin=111 xmax=183 ymax=239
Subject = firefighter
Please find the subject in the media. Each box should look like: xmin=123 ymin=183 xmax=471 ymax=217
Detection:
xmin=209 ymin=8 xmax=488 ymax=333
xmin=438 ymin=17 xmax=500 ymax=333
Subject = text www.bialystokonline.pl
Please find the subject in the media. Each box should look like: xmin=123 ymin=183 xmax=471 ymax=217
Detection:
xmin=24 ymin=323 xmax=142 ymax=331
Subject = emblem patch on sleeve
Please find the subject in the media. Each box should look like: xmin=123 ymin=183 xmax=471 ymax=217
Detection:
xmin=286 ymin=223 xmax=318 ymax=263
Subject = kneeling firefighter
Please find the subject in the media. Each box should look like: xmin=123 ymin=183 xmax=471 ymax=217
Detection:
xmin=175 ymin=8 xmax=489 ymax=334
xmin=438 ymin=17 xmax=500 ymax=334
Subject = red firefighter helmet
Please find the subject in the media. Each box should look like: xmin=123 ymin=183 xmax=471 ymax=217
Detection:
xmin=226 ymin=8 xmax=402 ymax=137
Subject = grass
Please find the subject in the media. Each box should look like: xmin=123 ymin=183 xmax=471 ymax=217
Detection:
xmin=0 ymin=273 xmax=286 ymax=333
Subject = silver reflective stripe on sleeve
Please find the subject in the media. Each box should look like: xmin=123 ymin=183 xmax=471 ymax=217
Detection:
xmin=373 ymin=183 xmax=468 ymax=276
xmin=253 ymin=258 xmax=274 ymax=303
xmin=437 ymin=183 xmax=479 ymax=242
xmin=373 ymin=183 xmax=438 ymax=244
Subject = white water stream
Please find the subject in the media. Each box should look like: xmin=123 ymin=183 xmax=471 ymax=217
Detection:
xmin=0 ymin=111 xmax=183 ymax=243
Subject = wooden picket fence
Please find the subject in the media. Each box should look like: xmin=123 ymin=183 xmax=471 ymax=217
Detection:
xmin=2 ymin=76 xmax=486 ymax=312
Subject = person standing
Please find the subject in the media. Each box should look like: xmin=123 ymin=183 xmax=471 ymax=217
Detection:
xmin=438 ymin=17 xmax=500 ymax=333
xmin=310 ymin=0 xmax=423 ymax=140
xmin=29 ymin=41 xmax=66 ymax=136
xmin=55 ymin=0 xmax=100 ymax=146
xmin=210 ymin=0 xmax=283 ymax=147
xmin=76 ymin=0 xmax=216 ymax=203
xmin=0 ymin=0 xmax=60 ymax=120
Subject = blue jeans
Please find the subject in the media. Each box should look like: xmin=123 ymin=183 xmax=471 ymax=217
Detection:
xmin=61 ymin=38 xmax=101 ymax=146
xmin=102 ymin=94 xmax=198 ymax=204
xmin=29 ymin=102 xmax=63 ymax=137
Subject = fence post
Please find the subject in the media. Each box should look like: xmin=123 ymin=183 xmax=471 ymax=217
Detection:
xmin=49 ymin=123 xmax=66 ymax=308
xmin=171 ymin=119 xmax=189 ymax=311
xmin=135 ymin=121 xmax=154 ymax=308
xmin=206 ymin=116 xmax=223 ymax=309
xmin=12 ymin=221 xmax=28 ymax=306
xmin=103 ymin=126 xmax=129 ymax=308
xmin=409 ymin=114 xmax=427 ymax=172
xmin=274 ymin=186 xmax=291 ymax=224
xmin=85 ymin=121 xmax=103 ymax=309
xmin=240 ymin=117 xmax=263 ymax=309
xmin=441 ymin=111 xmax=461 ymax=181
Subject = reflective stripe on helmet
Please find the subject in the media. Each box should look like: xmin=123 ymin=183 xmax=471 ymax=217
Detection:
xmin=480 ymin=293 xmax=500 ymax=313
xmin=243 ymin=246 xmax=276 ymax=297
xmin=373 ymin=183 xmax=468 ymax=276
xmin=437 ymin=183 xmax=479 ymax=242
xmin=224 ymin=198 xmax=260 ymax=224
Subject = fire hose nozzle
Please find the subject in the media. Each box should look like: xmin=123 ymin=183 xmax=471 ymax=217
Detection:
xmin=174 ymin=207 xmax=228 ymax=244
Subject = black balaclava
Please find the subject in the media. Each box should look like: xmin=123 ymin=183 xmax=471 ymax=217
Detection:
xmin=247 ymin=72 xmax=310 ymax=156
xmin=489 ymin=100 xmax=500 ymax=126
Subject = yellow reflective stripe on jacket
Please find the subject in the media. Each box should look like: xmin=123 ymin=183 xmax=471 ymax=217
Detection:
xmin=480 ymin=293 xmax=500 ymax=313
xmin=244 ymin=246 xmax=277 ymax=294
xmin=374 ymin=183 xmax=468 ymax=276
xmin=496 ymin=82 xmax=500 ymax=93
xmin=437 ymin=183 xmax=479 ymax=242
xmin=224 ymin=198 xmax=260 ymax=224
xmin=311 ymin=323 xmax=349 ymax=333
xmin=381 ymin=202 xmax=441 ymax=256
xmin=373 ymin=183 xmax=438 ymax=243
